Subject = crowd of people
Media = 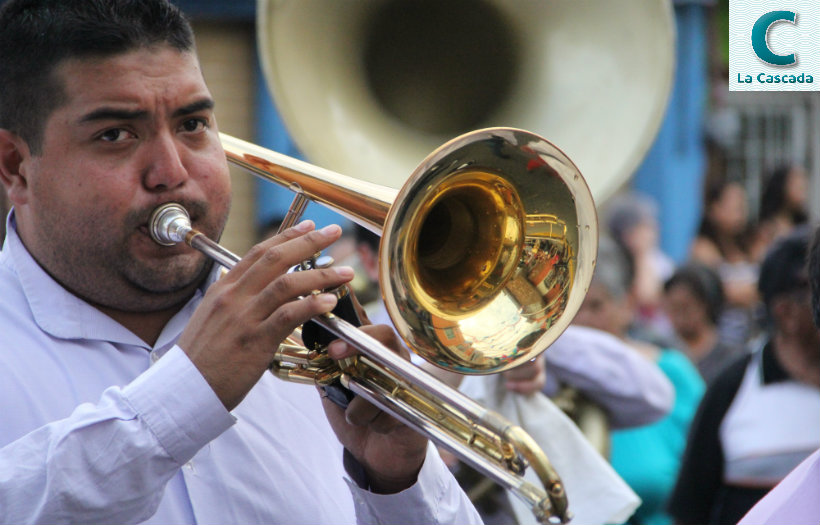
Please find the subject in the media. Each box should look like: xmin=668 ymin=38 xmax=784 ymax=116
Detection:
xmin=580 ymin=168 xmax=820 ymax=525
xmin=347 ymin=167 xmax=820 ymax=524
xmin=0 ymin=1 xmax=818 ymax=525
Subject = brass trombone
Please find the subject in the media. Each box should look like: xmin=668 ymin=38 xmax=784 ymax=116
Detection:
xmin=150 ymin=127 xmax=597 ymax=524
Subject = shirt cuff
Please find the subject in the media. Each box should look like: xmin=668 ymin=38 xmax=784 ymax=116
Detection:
xmin=122 ymin=345 xmax=235 ymax=464
xmin=344 ymin=443 xmax=477 ymax=524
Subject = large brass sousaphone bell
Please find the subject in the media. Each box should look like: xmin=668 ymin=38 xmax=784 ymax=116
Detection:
xmin=257 ymin=0 xmax=675 ymax=202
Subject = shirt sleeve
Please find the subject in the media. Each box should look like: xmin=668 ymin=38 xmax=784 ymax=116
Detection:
xmin=542 ymin=325 xmax=675 ymax=428
xmin=345 ymin=443 xmax=484 ymax=525
xmin=737 ymin=448 xmax=820 ymax=525
xmin=0 ymin=345 xmax=235 ymax=525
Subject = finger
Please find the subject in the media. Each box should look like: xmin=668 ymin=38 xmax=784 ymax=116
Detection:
xmin=503 ymin=362 xmax=540 ymax=382
xmin=505 ymin=365 xmax=546 ymax=396
xmin=227 ymin=224 xmax=344 ymax=291
xmin=223 ymin=220 xmax=314 ymax=278
xmin=327 ymin=324 xmax=406 ymax=361
xmin=342 ymin=395 xmax=402 ymax=434
xmin=344 ymin=395 xmax=382 ymax=427
xmin=505 ymin=378 xmax=542 ymax=396
xmin=327 ymin=339 xmax=357 ymax=360
xmin=261 ymin=265 xmax=354 ymax=311
xmin=228 ymin=265 xmax=352 ymax=330
xmin=367 ymin=410 xmax=402 ymax=434
xmin=261 ymin=292 xmax=339 ymax=341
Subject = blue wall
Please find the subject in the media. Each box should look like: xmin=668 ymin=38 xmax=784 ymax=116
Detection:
xmin=631 ymin=2 xmax=710 ymax=263
xmin=253 ymin=67 xmax=349 ymax=232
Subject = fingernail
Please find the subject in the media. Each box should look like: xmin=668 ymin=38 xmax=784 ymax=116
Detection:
xmin=335 ymin=266 xmax=354 ymax=279
xmin=294 ymin=220 xmax=314 ymax=233
xmin=328 ymin=340 xmax=348 ymax=355
xmin=319 ymin=224 xmax=341 ymax=237
xmin=317 ymin=293 xmax=337 ymax=308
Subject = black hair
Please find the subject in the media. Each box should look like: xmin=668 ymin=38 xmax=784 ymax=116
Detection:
xmin=810 ymin=225 xmax=820 ymax=329
xmin=592 ymin=235 xmax=634 ymax=299
xmin=759 ymin=164 xmax=808 ymax=224
xmin=758 ymin=226 xmax=809 ymax=309
xmin=696 ymin=177 xmax=754 ymax=258
xmin=664 ymin=262 xmax=725 ymax=325
xmin=354 ymin=224 xmax=380 ymax=253
xmin=0 ymin=0 xmax=194 ymax=153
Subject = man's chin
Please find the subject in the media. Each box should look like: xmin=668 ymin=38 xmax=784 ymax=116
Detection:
xmin=128 ymin=257 xmax=213 ymax=296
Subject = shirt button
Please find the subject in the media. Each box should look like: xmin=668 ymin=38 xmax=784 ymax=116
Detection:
xmin=150 ymin=352 xmax=160 ymax=364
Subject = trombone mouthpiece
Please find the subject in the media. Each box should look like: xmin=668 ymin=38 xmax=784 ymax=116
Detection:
xmin=149 ymin=203 xmax=192 ymax=246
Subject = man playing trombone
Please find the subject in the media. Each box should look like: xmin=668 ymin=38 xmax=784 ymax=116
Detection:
xmin=0 ymin=0 xmax=480 ymax=522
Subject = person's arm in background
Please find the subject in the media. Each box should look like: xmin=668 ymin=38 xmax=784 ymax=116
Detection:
xmin=417 ymin=323 xmax=673 ymax=428
xmin=542 ymin=325 xmax=674 ymax=428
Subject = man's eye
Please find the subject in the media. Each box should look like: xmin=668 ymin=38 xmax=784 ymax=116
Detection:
xmin=180 ymin=118 xmax=207 ymax=133
xmin=99 ymin=128 xmax=133 ymax=142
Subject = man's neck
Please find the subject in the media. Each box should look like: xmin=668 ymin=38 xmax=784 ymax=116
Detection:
xmin=94 ymin=303 xmax=184 ymax=347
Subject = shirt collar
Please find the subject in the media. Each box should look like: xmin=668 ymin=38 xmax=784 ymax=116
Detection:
xmin=4 ymin=211 xmax=218 ymax=351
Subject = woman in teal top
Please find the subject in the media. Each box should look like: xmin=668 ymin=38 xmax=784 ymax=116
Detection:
xmin=572 ymin=235 xmax=705 ymax=525
xmin=610 ymin=348 xmax=705 ymax=525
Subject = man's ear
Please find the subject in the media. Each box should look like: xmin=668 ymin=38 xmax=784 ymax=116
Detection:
xmin=0 ymin=129 xmax=31 ymax=205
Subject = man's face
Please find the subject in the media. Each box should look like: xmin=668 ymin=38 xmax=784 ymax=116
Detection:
xmin=12 ymin=46 xmax=231 ymax=312
xmin=663 ymin=283 xmax=711 ymax=341
xmin=573 ymin=283 xmax=629 ymax=336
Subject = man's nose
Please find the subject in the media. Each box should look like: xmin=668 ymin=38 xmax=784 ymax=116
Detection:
xmin=142 ymin=133 xmax=189 ymax=191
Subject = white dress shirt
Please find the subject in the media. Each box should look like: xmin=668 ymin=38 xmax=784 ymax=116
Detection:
xmin=721 ymin=349 xmax=820 ymax=485
xmin=0 ymin=214 xmax=481 ymax=525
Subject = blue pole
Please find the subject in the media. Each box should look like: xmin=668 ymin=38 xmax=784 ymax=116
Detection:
xmin=631 ymin=3 xmax=709 ymax=263
xmin=253 ymin=63 xmax=352 ymax=236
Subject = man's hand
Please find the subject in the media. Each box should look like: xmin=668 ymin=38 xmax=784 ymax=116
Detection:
xmin=502 ymin=354 xmax=546 ymax=396
xmin=323 ymin=325 xmax=428 ymax=494
xmin=178 ymin=221 xmax=354 ymax=410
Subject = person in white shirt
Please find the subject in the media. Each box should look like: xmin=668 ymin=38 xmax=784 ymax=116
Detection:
xmin=0 ymin=1 xmax=480 ymax=523
xmin=735 ymin=225 xmax=820 ymax=525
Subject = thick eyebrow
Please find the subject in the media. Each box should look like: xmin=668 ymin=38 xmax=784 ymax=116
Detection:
xmin=77 ymin=98 xmax=215 ymax=124
xmin=78 ymin=107 xmax=148 ymax=124
xmin=173 ymin=98 xmax=215 ymax=118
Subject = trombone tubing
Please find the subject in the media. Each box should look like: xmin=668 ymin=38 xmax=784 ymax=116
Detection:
xmin=220 ymin=132 xmax=396 ymax=235
xmin=149 ymin=202 xmax=568 ymax=524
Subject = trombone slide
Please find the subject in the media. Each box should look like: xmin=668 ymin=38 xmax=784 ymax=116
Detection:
xmin=150 ymin=202 xmax=571 ymax=524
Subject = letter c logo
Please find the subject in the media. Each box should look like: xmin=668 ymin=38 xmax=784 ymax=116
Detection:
xmin=752 ymin=11 xmax=797 ymax=65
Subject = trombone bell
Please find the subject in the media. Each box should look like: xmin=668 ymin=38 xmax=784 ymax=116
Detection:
xmin=221 ymin=128 xmax=597 ymax=375
xmin=381 ymin=128 xmax=597 ymax=374
xmin=210 ymin=127 xmax=600 ymax=523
